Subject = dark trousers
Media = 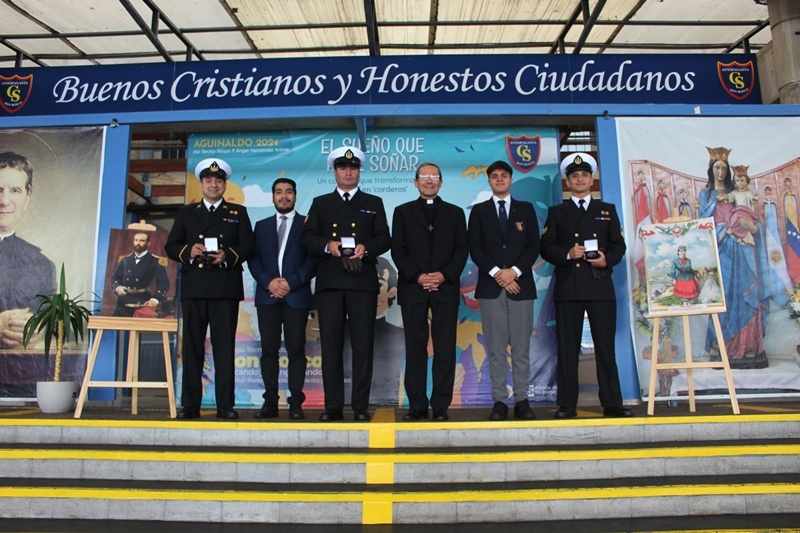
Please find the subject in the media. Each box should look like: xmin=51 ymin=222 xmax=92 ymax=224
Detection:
xmin=180 ymin=298 xmax=239 ymax=409
xmin=400 ymin=298 xmax=458 ymax=411
xmin=555 ymin=299 xmax=623 ymax=408
xmin=316 ymin=289 xmax=377 ymax=412
xmin=256 ymin=301 xmax=309 ymax=407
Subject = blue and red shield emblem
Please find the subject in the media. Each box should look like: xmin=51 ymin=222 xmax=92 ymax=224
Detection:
xmin=506 ymin=134 xmax=541 ymax=174
xmin=0 ymin=74 xmax=33 ymax=114
xmin=717 ymin=61 xmax=755 ymax=101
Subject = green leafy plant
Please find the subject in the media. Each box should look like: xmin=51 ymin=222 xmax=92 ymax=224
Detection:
xmin=22 ymin=264 xmax=94 ymax=382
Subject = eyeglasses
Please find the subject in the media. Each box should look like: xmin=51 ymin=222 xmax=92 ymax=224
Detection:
xmin=418 ymin=174 xmax=441 ymax=181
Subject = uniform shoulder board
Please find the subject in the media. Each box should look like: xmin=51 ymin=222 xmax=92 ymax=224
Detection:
xmin=157 ymin=256 xmax=169 ymax=267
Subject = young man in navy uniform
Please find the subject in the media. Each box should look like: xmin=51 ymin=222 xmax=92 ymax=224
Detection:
xmin=540 ymin=153 xmax=631 ymax=419
xmin=166 ymin=158 xmax=255 ymax=420
xmin=249 ymin=178 xmax=316 ymax=420
xmin=302 ymin=146 xmax=391 ymax=422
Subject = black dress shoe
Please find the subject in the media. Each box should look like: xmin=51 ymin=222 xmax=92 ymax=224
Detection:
xmin=555 ymin=406 xmax=577 ymax=419
xmin=253 ymin=404 xmax=279 ymax=419
xmin=177 ymin=407 xmax=200 ymax=420
xmin=288 ymin=405 xmax=305 ymax=420
xmin=216 ymin=408 xmax=239 ymax=420
xmin=432 ymin=409 xmax=449 ymax=422
xmin=353 ymin=410 xmax=371 ymax=422
xmin=514 ymin=399 xmax=536 ymax=420
xmin=603 ymin=406 xmax=634 ymax=418
xmin=319 ymin=410 xmax=344 ymax=422
xmin=489 ymin=401 xmax=508 ymax=421
xmin=402 ymin=409 xmax=429 ymax=421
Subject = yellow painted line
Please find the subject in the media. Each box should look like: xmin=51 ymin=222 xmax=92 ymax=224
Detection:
xmin=368 ymin=409 xmax=396 ymax=449
xmin=362 ymin=499 xmax=392 ymax=525
xmin=1 ymin=482 xmax=799 ymax=503
xmin=5 ymin=443 xmax=800 ymax=464
xmin=3 ymin=413 xmax=800 ymax=429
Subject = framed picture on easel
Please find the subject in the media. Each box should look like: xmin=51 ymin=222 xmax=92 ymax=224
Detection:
xmin=640 ymin=217 xmax=726 ymax=318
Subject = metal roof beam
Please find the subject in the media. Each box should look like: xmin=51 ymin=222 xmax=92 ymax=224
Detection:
xmin=573 ymin=0 xmax=606 ymax=54
xmin=549 ymin=2 xmax=583 ymax=54
xmin=0 ymin=37 xmax=45 ymax=67
xmin=118 ymin=0 xmax=173 ymax=62
xmin=723 ymin=19 xmax=770 ymax=53
xmin=141 ymin=0 xmax=204 ymax=61
xmin=363 ymin=0 xmax=381 ymax=56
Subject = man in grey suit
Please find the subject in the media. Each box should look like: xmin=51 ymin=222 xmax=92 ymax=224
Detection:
xmin=249 ymin=178 xmax=316 ymax=420
xmin=392 ymin=162 xmax=468 ymax=422
xmin=468 ymin=160 xmax=540 ymax=421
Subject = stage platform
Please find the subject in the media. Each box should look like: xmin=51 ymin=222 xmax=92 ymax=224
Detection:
xmin=1 ymin=400 xmax=800 ymax=526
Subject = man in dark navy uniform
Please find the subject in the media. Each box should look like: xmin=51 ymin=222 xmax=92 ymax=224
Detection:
xmin=166 ymin=158 xmax=255 ymax=420
xmin=302 ymin=146 xmax=391 ymax=422
xmin=540 ymin=152 xmax=631 ymax=419
xmin=111 ymin=232 xmax=169 ymax=317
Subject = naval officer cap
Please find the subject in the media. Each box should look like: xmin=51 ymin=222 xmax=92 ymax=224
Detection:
xmin=327 ymin=146 xmax=365 ymax=169
xmin=560 ymin=152 xmax=597 ymax=178
xmin=195 ymin=158 xmax=232 ymax=181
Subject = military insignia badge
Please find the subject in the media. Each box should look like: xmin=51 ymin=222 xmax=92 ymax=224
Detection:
xmin=0 ymin=74 xmax=33 ymax=114
xmin=717 ymin=61 xmax=755 ymax=101
xmin=515 ymin=221 xmax=524 ymax=232
xmin=506 ymin=134 xmax=541 ymax=173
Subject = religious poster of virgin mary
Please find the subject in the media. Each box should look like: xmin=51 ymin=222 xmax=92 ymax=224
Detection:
xmin=640 ymin=217 xmax=725 ymax=318
xmin=617 ymin=117 xmax=800 ymax=400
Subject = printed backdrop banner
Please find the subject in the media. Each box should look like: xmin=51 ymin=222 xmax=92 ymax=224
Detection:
xmin=182 ymin=128 xmax=562 ymax=408
xmin=0 ymin=128 xmax=103 ymax=399
xmin=617 ymin=117 xmax=800 ymax=400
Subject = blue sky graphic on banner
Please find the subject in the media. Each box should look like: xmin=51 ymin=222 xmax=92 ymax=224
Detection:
xmin=183 ymin=128 xmax=561 ymax=408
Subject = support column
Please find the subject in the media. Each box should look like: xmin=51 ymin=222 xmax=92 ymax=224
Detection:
xmin=767 ymin=0 xmax=800 ymax=104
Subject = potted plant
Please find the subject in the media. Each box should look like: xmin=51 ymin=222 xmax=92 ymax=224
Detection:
xmin=22 ymin=264 xmax=94 ymax=413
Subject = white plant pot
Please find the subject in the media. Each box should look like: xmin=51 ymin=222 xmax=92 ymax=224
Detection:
xmin=36 ymin=381 xmax=79 ymax=414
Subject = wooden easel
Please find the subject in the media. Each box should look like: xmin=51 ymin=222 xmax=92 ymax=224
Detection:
xmin=646 ymin=312 xmax=738 ymax=415
xmin=646 ymin=212 xmax=738 ymax=415
xmin=74 ymin=316 xmax=178 ymax=418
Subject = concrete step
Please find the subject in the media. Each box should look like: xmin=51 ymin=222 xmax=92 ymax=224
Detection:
xmin=1 ymin=410 xmax=799 ymax=524
xmin=1 ymin=441 xmax=799 ymax=484
xmin=0 ymin=474 xmax=798 ymax=524
xmin=2 ymin=410 xmax=800 ymax=449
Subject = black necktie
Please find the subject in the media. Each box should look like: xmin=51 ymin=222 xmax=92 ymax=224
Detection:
xmin=498 ymin=200 xmax=508 ymax=232
xmin=579 ymin=199 xmax=586 ymax=211
xmin=343 ymin=192 xmax=350 ymax=202
xmin=209 ymin=205 xmax=216 ymax=213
